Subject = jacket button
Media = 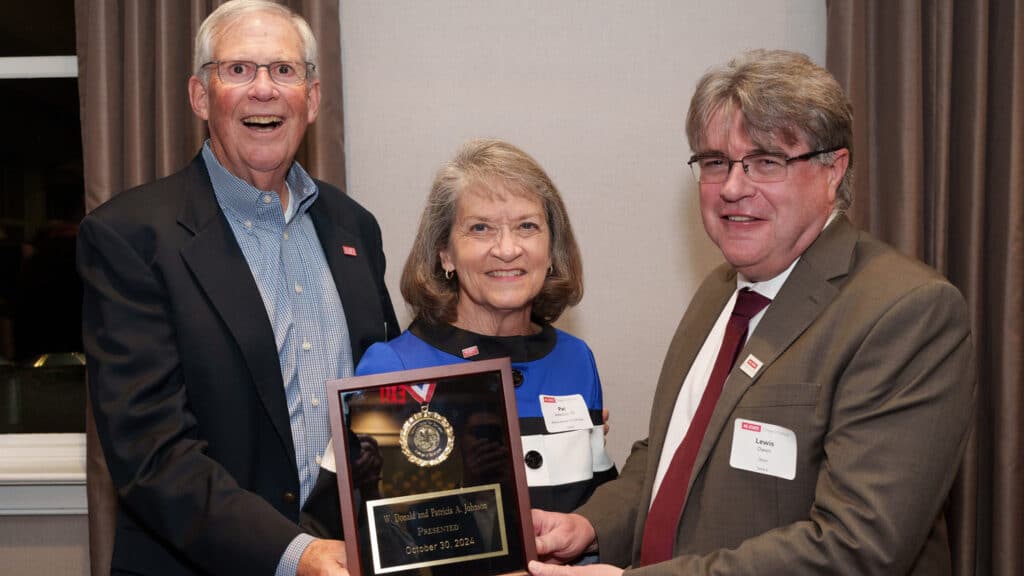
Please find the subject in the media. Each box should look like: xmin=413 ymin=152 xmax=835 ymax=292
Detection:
xmin=524 ymin=450 xmax=543 ymax=469
xmin=282 ymin=491 xmax=297 ymax=504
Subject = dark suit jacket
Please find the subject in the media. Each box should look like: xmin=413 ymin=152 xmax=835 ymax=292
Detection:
xmin=78 ymin=155 xmax=400 ymax=575
xmin=578 ymin=217 xmax=974 ymax=576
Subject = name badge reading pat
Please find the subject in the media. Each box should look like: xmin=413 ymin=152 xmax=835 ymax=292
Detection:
xmin=729 ymin=419 xmax=797 ymax=480
xmin=539 ymin=394 xmax=592 ymax=433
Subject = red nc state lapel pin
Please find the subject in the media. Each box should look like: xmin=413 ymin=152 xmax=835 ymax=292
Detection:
xmin=342 ymin=245 xmax=358 ymax=257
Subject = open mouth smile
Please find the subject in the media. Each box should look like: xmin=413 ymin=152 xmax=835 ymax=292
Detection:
xmin=487 ymin=270 xmax=525 ymax=278
xmin=242 ymin=115 xmax=284 ymax=131
xmin=724 ymin=215 xmax=759 ymax=222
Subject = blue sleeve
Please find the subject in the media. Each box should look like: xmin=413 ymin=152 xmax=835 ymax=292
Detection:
xmin=582 ymin=341 xmax=604 ymax=410
xmin=562 ymin=334 xmax=603 ymax=409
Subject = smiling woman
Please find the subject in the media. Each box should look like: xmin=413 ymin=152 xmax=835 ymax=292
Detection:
xmin=385 ymin=141 xmax=616 ymax=517
xmin=403 ymin=139 xmax=583 ymax=333
xmin=304 ymin=140 xmax=617 ymax=538
xmin=439 ymin=186 xmax=552 ymax=336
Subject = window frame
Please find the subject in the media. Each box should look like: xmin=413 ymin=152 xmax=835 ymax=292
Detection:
xmin=0 ymin=54 xmax=86 ymax=516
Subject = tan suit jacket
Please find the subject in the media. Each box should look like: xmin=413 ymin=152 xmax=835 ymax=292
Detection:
xmin=578 ymin=217 xmax=974 ymax=575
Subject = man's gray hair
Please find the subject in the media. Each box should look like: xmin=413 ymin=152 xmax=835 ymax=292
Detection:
xmin=686 ymin=49 xmax=854 ymax=211
xmin=193 ymin=0 xmax=319 ymax=86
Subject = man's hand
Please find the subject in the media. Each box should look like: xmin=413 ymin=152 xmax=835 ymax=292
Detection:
xmin=602 ymin=408 xmax=610 ymax=438
xmin=532 ymin=509 xmax=598 ymax=564
xmin=529 ymin=560 xmax=624 ymax=576
xmin=297 ymin=539 xmax=348 ymax=576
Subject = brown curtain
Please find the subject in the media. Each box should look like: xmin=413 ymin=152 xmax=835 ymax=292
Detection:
xmin=74 ymin=0 xmax=346 ymax=214
xmin=73 ymin=2 xmax=345 ymax=574
xmin=827 ymin=1 xmax=1024 ymax=575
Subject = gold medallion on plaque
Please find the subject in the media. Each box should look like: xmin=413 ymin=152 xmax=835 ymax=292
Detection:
xmin=400 ymin=406 xmax=454 ymax=467
xmin=400 ymin=382 xmax=454 ymax=467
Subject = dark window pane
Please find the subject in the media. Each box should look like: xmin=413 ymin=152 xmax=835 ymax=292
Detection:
xmin=0 ymin=2 xmax=77 ymax=57
xmin=0 ymin=0 xmax=84 ymax=436
xmin=0 ymin=78 xmax=84 ymax=365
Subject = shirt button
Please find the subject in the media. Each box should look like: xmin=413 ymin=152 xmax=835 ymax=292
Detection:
xmin=294 ymin=283 xmax=303 ymax=294
xmin=262 ymin=194 xmax=273 ymax=204
xmin=283 ymin=232 xmax=290 ymax=240
xmin=311 ymin=397 xmax=320 ymax=407
xmin=243 ymin=220 xmax=253 ymax=229
xmin=302 ymin=340 xmax=312 ymax=351
xmin=524 ymin=450 xmax=543 ymax=469
xmin=315 ymin=454 xmax=323 ymax=465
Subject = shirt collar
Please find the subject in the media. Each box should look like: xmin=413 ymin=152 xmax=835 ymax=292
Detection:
xmin=737 ymin=211 xmax=839 ymax=299
xmin=202 ymin=141 xmax=319 ymax=222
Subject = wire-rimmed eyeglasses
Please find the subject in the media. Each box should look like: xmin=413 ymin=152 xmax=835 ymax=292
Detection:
xmin=201 ymin=60 xmax=315 ymax=86
xmin=687 ymin=146 xmax=843 ymax=184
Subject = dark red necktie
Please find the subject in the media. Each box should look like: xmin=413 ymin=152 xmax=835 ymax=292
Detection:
xmin=639 ymin=288 xmax=771 ymax=566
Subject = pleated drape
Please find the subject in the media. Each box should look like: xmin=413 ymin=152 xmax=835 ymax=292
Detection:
xmin=827 ymin=1 xmax=1024 ymax=574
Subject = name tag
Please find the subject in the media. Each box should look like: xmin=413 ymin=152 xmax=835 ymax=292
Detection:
xmin=539 ymin=394 xmax=592 ymax=433
xmin=729 ymin=419 xmax=797 ymax=480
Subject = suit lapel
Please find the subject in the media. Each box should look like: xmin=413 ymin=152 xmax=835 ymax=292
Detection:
xmin=175 ymin=157 xmax=297 ymax=466
xmin=690 ymin=217 xmax=858 ymax=494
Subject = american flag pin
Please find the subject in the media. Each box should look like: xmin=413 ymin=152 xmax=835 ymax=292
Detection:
xmin=342 ymin=245 xmax=358 ymax=257
xmin=462 ymin=345 xmax=479 ymax=358
xmin=740 ymin=354 xmax=763 ymax=378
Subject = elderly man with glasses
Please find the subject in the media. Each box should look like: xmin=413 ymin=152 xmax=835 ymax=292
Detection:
xmin=77 ymin=1 xmax=398 ymax=574
xmin=529 ymin=49 xmax=974 ymax=576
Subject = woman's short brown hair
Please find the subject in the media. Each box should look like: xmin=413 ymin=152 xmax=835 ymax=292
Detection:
xmin=401 ymin=139 xmax=583 ymax=326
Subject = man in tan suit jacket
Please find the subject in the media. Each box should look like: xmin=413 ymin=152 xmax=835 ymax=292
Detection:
xmin=529 ymin=50 xmax=973 ymax=576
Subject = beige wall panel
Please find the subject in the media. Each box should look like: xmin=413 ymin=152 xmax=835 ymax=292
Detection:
xmin=0 ymin=515 xmax=88 ymax=575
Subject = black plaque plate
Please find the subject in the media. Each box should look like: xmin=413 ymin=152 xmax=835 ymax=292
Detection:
xmin=327 ymin=358 xmax=535 ymax=576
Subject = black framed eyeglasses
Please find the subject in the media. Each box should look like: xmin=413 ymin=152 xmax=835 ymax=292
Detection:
xmin=201 ymin=60 xmax=316 ymax=86
xmin=687 ymin=146 xmax=844 ymax=184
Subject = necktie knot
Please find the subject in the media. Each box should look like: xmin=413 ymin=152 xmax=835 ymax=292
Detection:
xmin=732 ymin=288 xmax=771 ymax=320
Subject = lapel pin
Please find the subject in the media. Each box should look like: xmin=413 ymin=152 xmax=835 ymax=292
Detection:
xmin=342 ymin=245 xmax=358 ymax=257
xmin=740 ymin=354 xmax=764 ymax=378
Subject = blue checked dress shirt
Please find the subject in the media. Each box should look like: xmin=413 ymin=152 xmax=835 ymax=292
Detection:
xmin=203 ymin=144 xmax=353 ymax=574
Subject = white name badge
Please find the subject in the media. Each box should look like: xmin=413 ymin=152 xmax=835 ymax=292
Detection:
xmin=539 ymin=394 xmax=592 ymax=433
xmin=729 ymin=419 xmax=797 ymax=480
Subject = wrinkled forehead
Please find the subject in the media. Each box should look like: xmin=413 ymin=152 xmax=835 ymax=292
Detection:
xmin=214 ymin=11 xmax=302 ymax=58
